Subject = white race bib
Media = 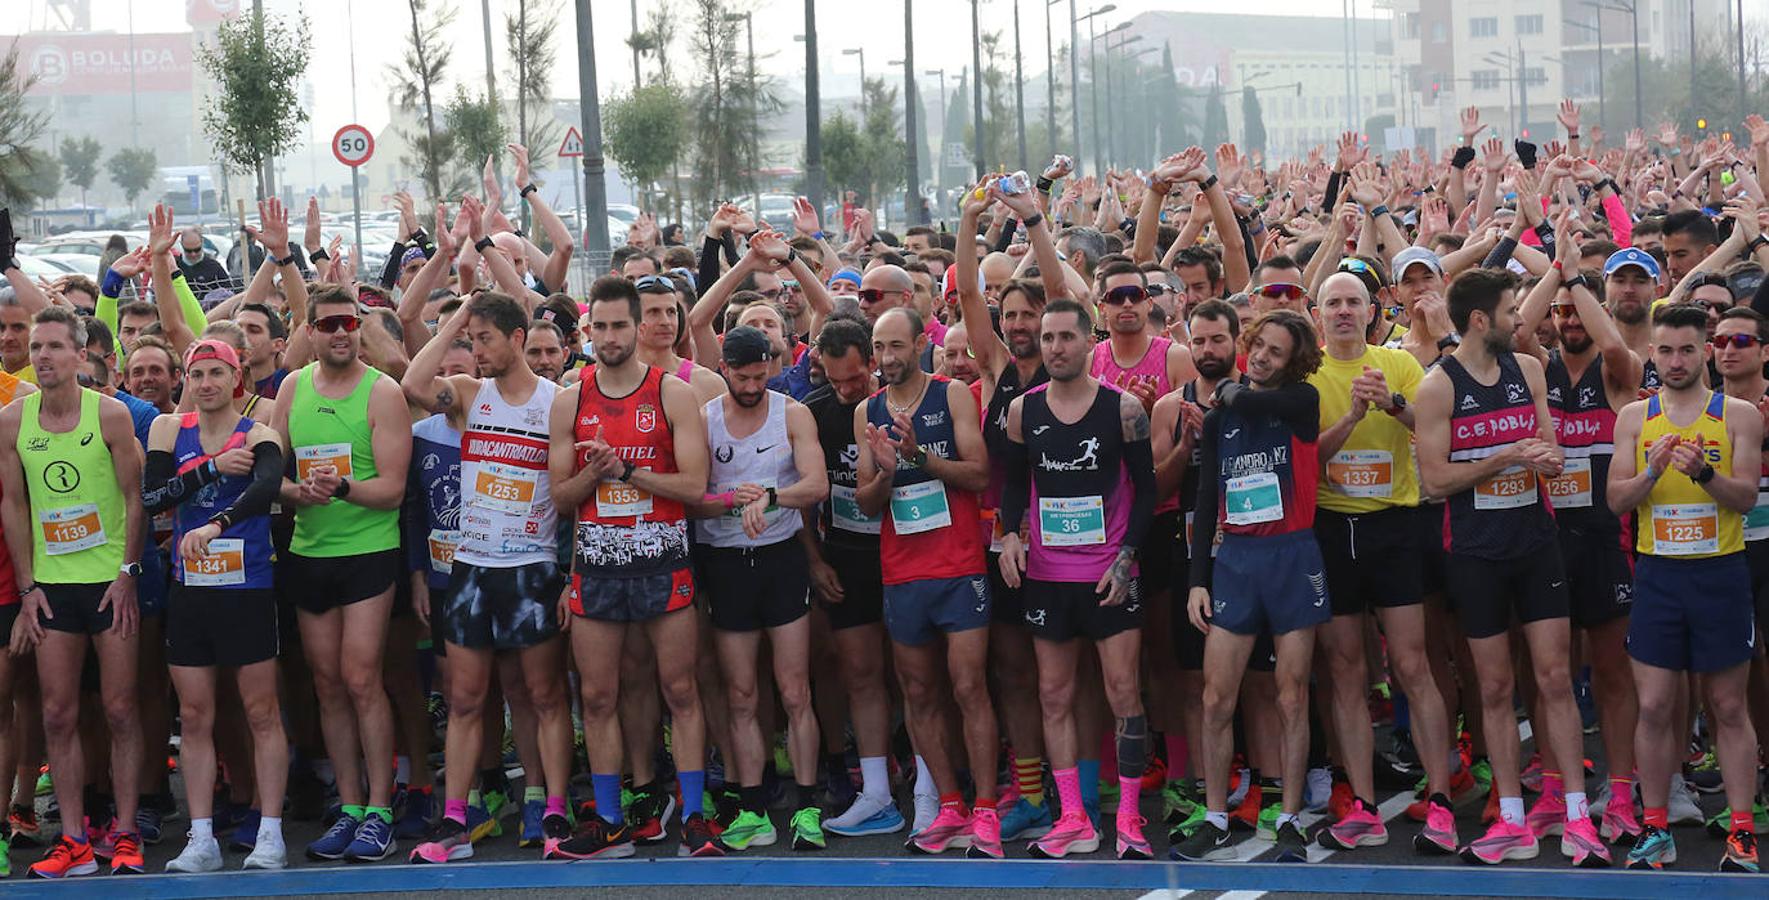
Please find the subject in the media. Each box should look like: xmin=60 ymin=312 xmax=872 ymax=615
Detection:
xmin=39 ymin=504 xmax=106 ymax=556
xmin=1745 ymin=490 xmax=1769 ymax=542
xmin=1224 ymin=472 xmax=1284 ymax=526
xmin=183 ymin=538 xmax=245 ymax=586
xmin=1039 ymin=495 xmax=1106 ymax=546
xmin=1474 ymin=466 xmax=1538 ymax=510
xmin=1325 ymin=449 xmax=1394 ymax=499
xmin=830 ymin=484 xmax=882 ymax=535
xmin=889 ymin=481 xmax=952 ymax=535
xmin=1650 ymin=503 xmax=1720 ymax=556
xmin=1544 ymin=457 xmax=1593 ymax=509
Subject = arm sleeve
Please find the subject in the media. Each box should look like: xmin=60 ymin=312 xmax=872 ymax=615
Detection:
xmin=1237 ymin=217 xmax=1259 ymax=274
xmin=203 ymin=442 xmax=284 ymax=526
xmin=721 ymin=232 xmax=740 ymax=266
xmin=141 ymin=448 xmax=222 ymax=515
xmin=1187 ymin=408 xmax=1222 ymax=587
xmin=97 ymin=274 xmax=122 ymax=358
xmin=1121 ymin=435 xmax=1156 ymax=551
xmin=379 ymin=239 xmax=408 ymax=289
xmin=1482 ymin=235 xmax=1520 ymax=270
xmin=993 ymin=219 xmax=1020 ymax=254
xmin=698 ymin=235 xmax=724 ymax=297
xmin=1219 ymin=381 xmax=1321 ymax=440
xmin=174 ymin=270 xmax=206 ymax=335
xmin=1601 ymin=194 xmax=1633 ymax=247
xmin=1324 ymin=170 xmax=1344 ymax=212
xmin=998 ymin=437 xmax=1032 ymax=535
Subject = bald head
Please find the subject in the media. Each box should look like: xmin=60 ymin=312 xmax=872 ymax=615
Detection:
xmin=981 ymin=253 xmax=1016 ymax=297
xmin=1320 ymin=271 xmax=1371 ymax=304
xmin=179 ymin=227 xmax=205 ymax=254
xmin=859 ymin=264 xmax=914 ymax=323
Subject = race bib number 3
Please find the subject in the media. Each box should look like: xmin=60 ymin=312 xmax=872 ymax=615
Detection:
xmin=1474 ymin=467 xmax=1538 ymax=510
xmin=1039 ymin=495 xmax=1106 ymax=546
xmin=890 ymin=481 xmax=952 ymax=535
xmin=40 ymin=504 xmax=105 ymax=556
xmin=472 ymin=462 xmax=540 ymax=515
xmin=1326 ymin=450 xmax=1394 ymax=498
xmin=1545 ymin=457 xmax=1593 ymax=509
xmin=1224 ymin=472 xmax=1284 ymax=526
xmin=427 ymin=529 xmax=461 ymax=574
xmin=1651 ymin=503 xmax=1720 ymax=556
xmin=1745 ymin=490 xmax=1769 ymax=542
xmin=183 ymin=538 xmax=245 ymax=586
xmin=596 ymin=478 xmax=654 ymax=518
xmin=295 ymin=443 xmax=354 ymax=481
xmin=831 ymin=484 xmax=882 ymax=535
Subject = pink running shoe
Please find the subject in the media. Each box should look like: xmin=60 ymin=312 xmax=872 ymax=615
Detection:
xmin=1560 ymin=817 xmax=1611 ymax=868
xmin=965 ymin=806 xmax=1003 ymax=859
xmin=909 ymin=806 xmax=972 ymax=854
xmin=1519 ymin=754 xmax=1544 ymax=793
xmin=1319 ymin=798 xmax=1389 ymax=849
xmin=1414 ymin=797 xmax=1457 ymax=855
xmin=1115 ymin=814 xmax=1152 ymax=860
xmin=1459 ymin=819 xmax=1540 ymax=865
xmin=1526 ymin=792 xmax=1567 ymax=838
xmin=1599 ymin=801 xmax=1641 ymax=845
xmin=1028 ymin=810 xmax=1099 ymax=858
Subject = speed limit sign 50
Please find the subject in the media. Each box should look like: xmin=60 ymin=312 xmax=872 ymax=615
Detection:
xmin=332 ymin=124 xmax=375 ymax=167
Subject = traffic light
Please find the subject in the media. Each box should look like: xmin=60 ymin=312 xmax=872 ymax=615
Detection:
xmin=1428 ymin=81 xmax=1441 ymax=102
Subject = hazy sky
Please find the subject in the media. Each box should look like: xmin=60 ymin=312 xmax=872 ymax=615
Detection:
xmin=11 ymin=0 xmax=1357 ymax=140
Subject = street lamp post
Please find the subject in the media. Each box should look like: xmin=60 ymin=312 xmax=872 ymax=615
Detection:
xmin=1067 ymin=2 xmax=1113 ymax=177
xmin=1014 ymin=0 xmax=1028 ymax=171
xmin=1087 ymin=14 xmax=1101 ymax=173
xmin=1104 ymin=27 xmax=1136 ymax=172
xmin=805 ymin=1 xmax=824 ymax=223
xmin=891 ymin=59 xmax=924 ymax=225
xmin=572 ymin=0 xmax=611 ymax=261
xmin=972 ymin=0 xmax=986 ymax=177
xmin=728 ymin=13 xmax=759 ymax=216
xmin=844 ymin=47 xmax=868 ymax=113
xmin=1046 ymin=0 xmax=1060 ymax=162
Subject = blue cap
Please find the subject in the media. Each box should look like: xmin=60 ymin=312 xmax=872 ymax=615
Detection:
xmin=1603 ymin=247 xmax=1661 ymax=280
xmin=827 ymin=268 xmax=862 ymax=290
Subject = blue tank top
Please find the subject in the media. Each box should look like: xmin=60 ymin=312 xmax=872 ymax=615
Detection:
xmin=411 ymin=415 xmax=463 ymax=590
xmin=865 ymin=375 xmax=985 ymax=583
xmin=170 ymin=414 xmax=274 ymax=589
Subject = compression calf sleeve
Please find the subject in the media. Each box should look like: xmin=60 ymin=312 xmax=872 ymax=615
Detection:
xmin=1116 ymin=714 xmax=1149 ymax=781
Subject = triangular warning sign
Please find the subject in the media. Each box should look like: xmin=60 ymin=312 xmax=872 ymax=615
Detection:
xmin=558 ymin=127 xmax=585 ymax=158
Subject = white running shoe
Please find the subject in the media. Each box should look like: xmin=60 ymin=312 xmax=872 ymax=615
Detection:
xmin=164 ymin=835 xmax=223 ymax=873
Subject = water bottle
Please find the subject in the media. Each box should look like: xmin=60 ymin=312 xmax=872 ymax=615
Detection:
xmin=999 ymin=171 xmax=1033 ymax=195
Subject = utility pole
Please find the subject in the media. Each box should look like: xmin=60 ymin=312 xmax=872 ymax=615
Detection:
xmin=905 ymin=0 xmax=924 ymax=224
xmin=1740 ymin=0 xmax=1749 ymax=126
xmin=573 ymin=0 xmax=611 ymax=262
xmin=972 ymin=0 xmax=986 ymax=178
xmin=481 ymin=0 xmax=497 ymax=102
xmin=1013 ymin=0 xmax=1028 ymax=171
xmin=1069 ymin=0 xmax=1083 ymax=176
xmin=1045 ymin=0 xmax=1058 ymax=162
xmin=805 ymin=0 xmax=824 ymax=221
xmin=1088 ymin=15 xmax=1100 ymax=173
xmin=928 ymin=68 xmax=947 ymax=201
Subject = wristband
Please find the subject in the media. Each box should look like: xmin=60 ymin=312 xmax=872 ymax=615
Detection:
xmin=334 ymin=478 xmax=351 ymax=500
xmin=1199 ymin=174 xmax=1219 ymax=192
xmin=309 ymin=247 xmax=331 ymax=262
xmin=474 ymin=236 xmax=496 ymax=253
xmin=1667 ymin=147 xmax=1682 ymax=157
xmin=706 ymin=490 xmax=736 ymax=511
xmin=620 ymin=459 xmax=636 ymax=482
xmin=1370 ymin=204 xmax=1390 ymax=218
xmin=1597 ymin=178 xmax=1620 ymax=195
xmin=812 ymin=231 xmax=826 ymax=241
xmin=520 ymin=183 xmax=538 ymax=198
xmin=274 ymin=250 xmax=298 ymax=267
xmin=208 ymin=512 xmax=232 ymax=532
xmin=1750 ymin=235 xmax=1769 ymax=253
xmin=1022 ymin=212 xmax=1044 ymax=230
xmin=1568 ymin=132 xmax=1580 ymax=140
xmin=100 ymin=269 xmax=127 ymax=298
xmin=19 ymin=583 xmax=37 ymax=598
xmin=1551 ymin=259 xmax=1564 ymax=272
xmin=1451 ymin=147 xmax=1476 ymax=169
xmin=1035 ymin=176 xmax=1055 ymax=193
xmin=1646 ymin=463 xmax=1665 ymax=481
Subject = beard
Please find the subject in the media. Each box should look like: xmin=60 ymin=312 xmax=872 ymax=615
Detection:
xmin=594 ymin=342 xmax=634 ymax=368
xmin=1560 ymin=331 xmax=1593 ymax=354
xmin=1483 ymin=329 xmax=1515 ymax=356
xmin=1195 ymin=354 xmax=1235 ymax=380
xmin=732 ymin=387 xmax=766 ymax=408
xmin=1612 ymin=299 xmax=1647 ymax=326
xmin=1007 ymin=332 xmax=1040 ymax=360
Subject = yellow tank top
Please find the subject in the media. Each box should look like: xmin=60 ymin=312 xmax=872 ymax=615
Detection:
xmin=1635 ymin=390 xmax=1743 ymax=558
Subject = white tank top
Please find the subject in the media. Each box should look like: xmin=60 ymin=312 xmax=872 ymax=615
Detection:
xmin=697 ymin=391 xmax=801 ymax=548
xmin=455 ymin=376 xmax=559 ymax=567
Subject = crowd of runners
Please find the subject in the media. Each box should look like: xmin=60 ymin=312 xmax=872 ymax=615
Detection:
xmin=0 ymin=99 xmax=1767 ymax=879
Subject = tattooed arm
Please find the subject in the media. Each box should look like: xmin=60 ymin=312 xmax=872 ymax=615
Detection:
xmin=1102 ymin=389 xmax=1156 ymax=606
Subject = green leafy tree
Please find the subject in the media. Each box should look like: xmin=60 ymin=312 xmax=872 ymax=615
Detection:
xmin=504 ymin=0 xmax=560 ymax=156
xmin=106 ymin=147 xmax=160 ymax=210
xmin=59 ymin=137 xmax=102 ymax=211
xmin=1156 ymin=43 xmax=1195 ymax=154
xmin=606 ymin=81 xmax=691 ymax=210
xmin=22 ymin=152 xmax=62 ymax=207
xmin=821 ymin=110 xmax=867 ymax=200
xmin=391 ymin=0 xmax=456 ymax=201
xmin=0 ymin=45 xmax=52 ymax=209
xmin=687 ymin=0 xmax=780 ymax=210
xmin=446 ymin=86 xmax=504 ymax=190
xmin=1202 ymin=82 xmax=1229 ymax=150
xmin=195 ymin=12 xmax=311 ymax=200
xmin=1242 ymin=86 xmax=1267 ymax=157
xmin=861 ymin=77 xmax=907 ymax=200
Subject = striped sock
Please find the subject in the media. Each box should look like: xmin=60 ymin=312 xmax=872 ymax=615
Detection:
xmin=1015 ymin=757 xmax=1045 ymax=807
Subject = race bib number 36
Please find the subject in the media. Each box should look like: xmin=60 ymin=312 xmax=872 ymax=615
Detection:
xmin=183 ymin=538 xmax=245 ymax=586
xmin=295 ymin=443 xmax=354 ymax=481
xmin=1474 ymin=467 xmax=1538 ymax=509
xmin=1039 ymin=495 xmax=1106 ymax=546
xmin=1326 ymin=450 xmax=1394 ymax=498
xmin=1651 ymin=503 xmax=1719 ymax=556
xmin=40 ymin=504 xmax=105 ymax=555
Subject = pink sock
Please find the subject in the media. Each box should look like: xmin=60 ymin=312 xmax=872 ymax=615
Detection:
xmin=1099 ymin=734 xmax=1119 ymax=783
xmin=1166 ymin=734 xmax=1188 ymax=780
xmin=1054 ymin=767 xmax=1083 ymax=818
xmin=444 ymin=798 xmax=469 ymax=826
xmin=1542 ymin=771 xmax=1564 ymax=798
xmin=1118 ymin=776 xmax=1142 ymax=810
xmin=545 ymin=796 xmax=567 ymax=818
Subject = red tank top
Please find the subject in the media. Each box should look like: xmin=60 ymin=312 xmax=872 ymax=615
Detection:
xmin=575 ymin=366 xmax=684 ymax=527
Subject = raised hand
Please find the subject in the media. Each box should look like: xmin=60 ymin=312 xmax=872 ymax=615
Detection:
xmin=393 ymin=191 xmax=418 ymax=241
xmin=1625 ymin=128 xmax=1647 ymax=153
xmin=1481 ymin=137 xmax=1507 ymax=173
xmin=1557 ymin=99 xmax=1580 ymax=135
xmin=1042 ymin=154 xmax=1074 ymax=181
xmin=1725 ymin=194 xmax=1761 ymax=244
xmin=1748 ymin=114 xmax=1769 ymax=149
xmin=432 ymin=204 xmax=456 ymax=258
xmin=305 ymin=196 xmax=322 ymax=252
xmin=247 ymin=197 xmax=291 ymax=254
xmin=1214 ymin=143 xmax=1244 ymax=187
xmin=148 ymin=203 xmax=176 ymax=256
xmin=1460 ymin=106 xmax=1483 ymax=143
xmin=1335 ymin=131 xmax=1360 ymax=170
xmin=508 ymin=143 xmax=532 ymax=189
xmin=790 ymin=195 xmax=822 ymax=235
xmin=1348 ymin=162 xmax=1383 ymax=209
xmin=1656 ymin=121 xmax=1679 ymax=147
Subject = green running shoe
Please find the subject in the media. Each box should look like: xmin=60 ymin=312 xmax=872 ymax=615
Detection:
xmin=1256 ymin=798 xmax=1284 ymax=842
xmin=0 ymin=835 xmax=10 ymax=877
xmin=790 ymin=806 xmax=826 ymax=850
xmin=720 ymin=810 xmax=777 ymax=850
xmin=1470 ymin=759 xmax=1494 ymax=794
xmin=1162 ymin=781 xmax=1199 ymax=825
xmin=1167 ymin=803 xmax=1207 ymax=844
xmin=34 ymin=770 xmax=51 ymax=797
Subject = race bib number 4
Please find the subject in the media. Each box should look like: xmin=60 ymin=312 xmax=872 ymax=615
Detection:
xmin=40 ymin=504 xmax=105 ymax=556
xmin=472 ymin=462 xmax=540 ymax=515
xmin=1545 ymin=457 xmax=1593 ymax=509
xmin=1745 ymin=490 xmax=1769 ymax=542
xmin=1474 ymin=467 xmax=1538 ymax=510
xmin=1651 ymin=503 xmax=1720 ymax=556
xmin=183 ymin=538 xmax=245 ymax=586
xmin=1325 ymin=450 xmax=1394 ymax=498
xmin=596 ymin=478 xmax=653 ymax=518
xmin=295 ymin=443 xmax=354 ymax=481
xmin=1039 ymin=495 xmax=1106 ymax=546
xmin=890 ymin=481 xmax=952 ymax=535
xmin=831 ymin=484 xmax=881 ymax=535
xmin=427 ymin=529 xmax=461 ymax=574
xmin=1224 ymin=472 xmax=1284 ymax=526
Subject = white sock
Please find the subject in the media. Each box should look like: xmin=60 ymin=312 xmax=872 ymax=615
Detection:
xmin=913 ymin=756 xmax=936 ymax=799
xmin=1565 ymin=791 xmax=1589 ymax=821
xmin=1275 ymin=811 xmax=1297 ymax=830
xmin=1499 ymin=796 xmax=1526 ymax=827
xmin=189 ymin=817 xmax=213 ymax=842
xmin=859 ymin=756 xmax=890 ymax=801
xmin=1206 ymin=809 xmax=1229 ymax=831
xmin=259 ymin=815 xmax=283 ymax=840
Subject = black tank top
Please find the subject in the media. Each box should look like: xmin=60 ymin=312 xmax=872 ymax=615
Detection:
xmin=1440 ymin=353 xmax=1558 ymax=560
xmin=1544 ymin=350 xmax=1620 ymax=534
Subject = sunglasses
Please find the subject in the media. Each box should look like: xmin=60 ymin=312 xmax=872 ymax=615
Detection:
xmin=1145 ymin=284 xmax=1176 ymax=296
xmin=1103 ymin=285 xmax=1148 ymax=306
xmin=1712 ymin=333 xmax=1762 ymax=349
xmin=780 ymin=280 xmax=801 ymax=292
xmin=1550 ymin=303 xmax=1578 ymax=316
xmin=313 ymin=314 xmax=361 ymax=334
xmin=1256 ymin=283 xmax=1306 ymax=301
xmin=77 ymin=372 xmax=99 ymax=388
xmin=634 ymin=274 xmax=676 ymax=293
xmin=858 ymin=288 xmax=903 ymax=305
xmin=1336 ymin=258 xmax=1385 ymax=288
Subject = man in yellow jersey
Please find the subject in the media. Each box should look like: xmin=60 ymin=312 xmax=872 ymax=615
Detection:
xmin=271 ymin=285 xmax=412 ymax=863
xmin=1307 ymin=273 xmax=1458 ymax=855
xmin=1608 ymin=303 xmax=1763 ymax=874
xmin=0 ymin=307 xmax=146 ymax=877
xmin=0 ymin=365 xmax=33 ymax=875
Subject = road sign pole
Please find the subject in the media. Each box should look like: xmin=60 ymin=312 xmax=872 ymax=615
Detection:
xmin=571 ymin=164 xmax=583 ymax=293
xmin=332 ymin=124 xmax=376 ymax=278
xmin=351 ymin=166 xmax=363 ymax=270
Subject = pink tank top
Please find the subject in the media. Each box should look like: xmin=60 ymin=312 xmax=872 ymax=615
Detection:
xmin=1091 ymin=336 xmax=1174 ymax=396
xmin=675 ymin=358 xmax=695 ymax=383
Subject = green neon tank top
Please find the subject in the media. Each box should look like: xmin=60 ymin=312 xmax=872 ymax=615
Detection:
xmin=285 ymin=363 xmax=399 ymax=557
xmin=17 ymin=389 xmax=126 ymax=584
